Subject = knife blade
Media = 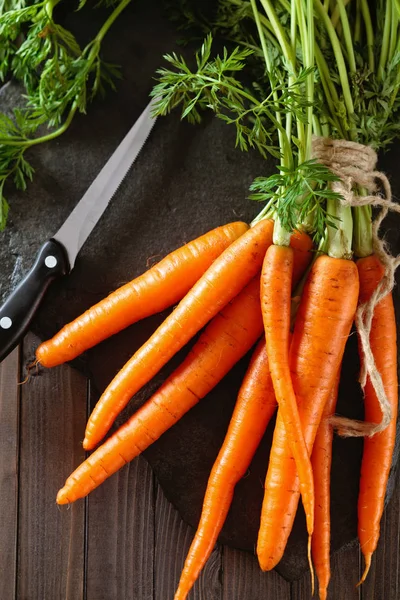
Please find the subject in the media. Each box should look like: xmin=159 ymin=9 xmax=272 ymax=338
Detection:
xmin=0 ymin=97 xmax=158 ymax=363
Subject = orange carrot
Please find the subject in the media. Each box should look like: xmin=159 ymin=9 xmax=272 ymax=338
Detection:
xmin=290 ymin=228 xmax=314 ymax=283
xmin=56 ymin=230 xmax=313 ymax=504
xmin=356 ymin=255 xmax=398 ymax=585
xmin=174 ymin=340 xmax=277 ymax=600
xmin=261 ymin=244 xmax=314 ymax=548
xmin=82 ymin=219 xmax=274 ymax=450
xmin=257 ymin=256 xmax=359 ymax=571
xmin=36 ymin=221 xmax=249 ymax=367
xmin=56 ymin=276 xmax=265 ymax=504
xmin=172 ymin=232 xmax=312 ymax=600
xmin=311 ymin=371 xmax=340 ymax=600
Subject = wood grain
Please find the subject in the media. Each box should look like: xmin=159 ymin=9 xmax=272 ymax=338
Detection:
xmin=290 ymin=566 xmax=313 ymax=600
xmin=324 ymin=545 xmax=361 ymax=600
xmin=291 ymin=538 xmax=362 ymax=599
xmin=0 ymin=347 xmax=19 ymax=600
xmin=85 ymin=381 xmax=155 ymax=600
xmin=154 ymin=483 xmax=222 ymax=600
xmin=222 ymin=546 xmax=291 ymax=600
xmin=1 ymin=341 xmax=400 ymax=599
xmin=292 ymin=475 xmax=400 ymax=599
xmin=17 ymin=333 xmax=86 ymax=600
xmin=86 ymin=454 xmax=155 ymax=600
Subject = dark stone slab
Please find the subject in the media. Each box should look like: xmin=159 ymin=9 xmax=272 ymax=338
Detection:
xmin=1 ymin=0 xmax=399 ymax=582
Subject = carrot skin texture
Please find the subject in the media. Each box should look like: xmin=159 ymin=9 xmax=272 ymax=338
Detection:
xmin=174 ymin=340 xmax=277 ymax=600
xmin=257 ymin=256 xmax=359 ymax=571
xmin=357 ymin=255 xmax=398 ymax=582
xmin=311 ymin=372 xmax=340 ymax=600
xmin=290 ymin=229 xmax=313 ymax=284
xmin=56 ymin=276 xmax=265 ymax=504
xmin=261 ymin=244 xmax=314 ymax=538
xmin=36 ymin=221 xmax=249 ymax=367
xmin=83 ymin=219 xmax=274 ymax=450
xmin=56 ymin=231 xmax=313 ymax=504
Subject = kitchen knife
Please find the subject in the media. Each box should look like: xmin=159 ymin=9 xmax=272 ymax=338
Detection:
xmin=0 ymin=97 xmax=158 ymax=362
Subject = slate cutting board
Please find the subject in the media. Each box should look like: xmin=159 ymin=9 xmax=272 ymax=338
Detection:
xmin=1 ymin=0 xmax=400 ymax=582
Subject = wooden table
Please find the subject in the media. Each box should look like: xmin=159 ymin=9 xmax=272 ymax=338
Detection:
xmin=1 ymin=333 xmax=399 ymax=600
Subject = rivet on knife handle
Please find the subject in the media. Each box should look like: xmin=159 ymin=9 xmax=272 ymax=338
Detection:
xmin=0 ymin=239 xmax=70 ymax=362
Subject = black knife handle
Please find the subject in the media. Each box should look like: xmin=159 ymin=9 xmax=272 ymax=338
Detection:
xmin=0 ymin=239 xmax=70 ymax=363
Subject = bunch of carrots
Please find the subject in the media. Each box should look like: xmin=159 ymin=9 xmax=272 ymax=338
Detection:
xmin=35 ymin=1 xmax=400 ymax=598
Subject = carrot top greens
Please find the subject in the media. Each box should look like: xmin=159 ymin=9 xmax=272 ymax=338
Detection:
xmin=0 ymin=0 xmax=132 ymax=230
xmin=154 ymin=0 xmax=400 ymax=255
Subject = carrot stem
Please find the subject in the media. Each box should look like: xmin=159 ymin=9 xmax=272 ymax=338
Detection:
xmin=353 ymin=202 xmax=372 ymax=258
xmin=326 ymin=196 xmax=353 ymax=259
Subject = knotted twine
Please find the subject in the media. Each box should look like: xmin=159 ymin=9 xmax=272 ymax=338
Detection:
xmin=311 ymin=136 xmax=400 ymax=437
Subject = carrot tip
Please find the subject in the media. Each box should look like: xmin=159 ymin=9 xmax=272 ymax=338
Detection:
xmin=256 ymin=545 xmax=274 ymax=572
xmin=319 ymin=588 xmax=327 ymax=600
xmin=357 ymin=553 xmax=372 ymax=587
xmin=56 ymin=489 xmax=70 ymax=505
xmin=82 ymin=437 xmax=91 ymax=450
xmin=307 ymin=535 xmax=315 ymax=595
xmin=173 ymin=588 xmax=187 ymax=600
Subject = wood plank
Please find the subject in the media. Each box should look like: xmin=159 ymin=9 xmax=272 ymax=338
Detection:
xmin=17 ymin=332 xmax=86 ymax=600
xmin=0 ymin=347 xmax=20 ymax=600
xmin=86 ymin=381 xmax=154 ymax=600
xmin=86 ymin=455 xmax=155 ymax=600
xmin=222 ymin=547 xmax=291 ymax=600
xmin=154 ymin=484 xmax=222 ymax=600
xmin=361 ymin=475 xmax=400 ymax=600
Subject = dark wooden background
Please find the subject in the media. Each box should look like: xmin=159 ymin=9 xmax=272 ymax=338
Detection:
xmin=0 ymin=332 xmax=399 ymax=600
